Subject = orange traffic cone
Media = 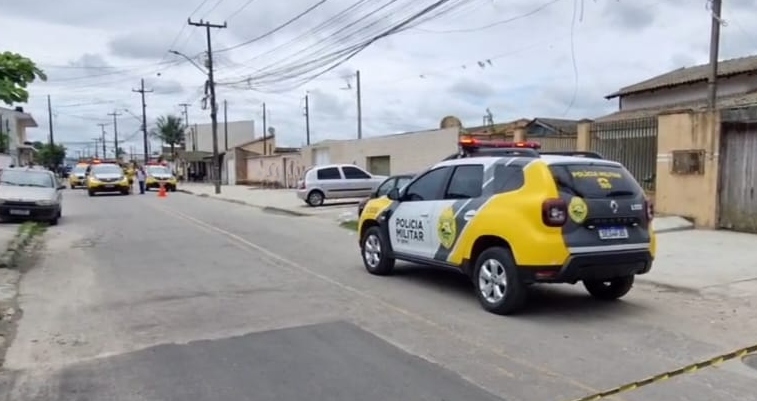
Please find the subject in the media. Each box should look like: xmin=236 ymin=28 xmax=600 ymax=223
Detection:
xmin=158 ymin=183 xmax=167 ymax=198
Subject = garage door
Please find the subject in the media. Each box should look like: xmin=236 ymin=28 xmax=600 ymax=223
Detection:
xmin=367 ymin=156 xmax=390 ymax=175
xmin=313 ymin=148 xmax=330 ymax=165
xmin=719 ymin=122 xmax=757 ymax=232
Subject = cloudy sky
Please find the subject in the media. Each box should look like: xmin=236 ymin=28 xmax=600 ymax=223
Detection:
xmin=4 ymin=0 xmax=757 ymax=156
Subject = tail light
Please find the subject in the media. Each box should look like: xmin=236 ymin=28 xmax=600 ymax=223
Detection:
xmin=542 ymin=198 xmax=567 ymax=227
xmin=645 ymin=199 xmax=654 ymax=221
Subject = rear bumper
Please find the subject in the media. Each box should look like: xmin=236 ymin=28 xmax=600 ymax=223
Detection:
xmin=89 ymin=183 xmax=130 ymax=192
xmin=519 ymin=249 xmax=653 ymax=284
xmin=0 ymin=204 xmax=58 ymax=220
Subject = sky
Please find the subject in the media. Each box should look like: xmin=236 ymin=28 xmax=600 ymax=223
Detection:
xmin=3 ymin=0 xmax=757 ymax=157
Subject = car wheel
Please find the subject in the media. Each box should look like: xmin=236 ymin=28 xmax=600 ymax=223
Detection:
xmin=360 ymin=226 xmax=395 ymax=275
xmin=49 ymin=217 xmax=59 ymax=226
xmin=583 ymin=276 xmax=634 ymax=300
xmin=473 ymin=247 xmax=526 ymax=315
xmin=306 ymin=190 xmax=324 ymax=207
xmin=121 ymin=189 xmax=130 ymax=195
xmin=88 ymin=190 xmax=95 ymax=197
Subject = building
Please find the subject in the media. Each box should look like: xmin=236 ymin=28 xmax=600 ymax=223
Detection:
xmin=185 ymin=119 xmax=256 ymax=153
xmin=228 ymin=135 xmax=301 ymax=186
xmin=0 ymin=106 xmax=37 ymax=166
xmin=599 ymin=54 xmax=757 ymax=121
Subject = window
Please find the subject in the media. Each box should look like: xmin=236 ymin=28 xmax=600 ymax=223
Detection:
xmin=375 ymin=178 xmax=396 ymax=197
xmin=342 ymin=166 xmax=371 ymax=179
xmin=492 ymin=164 xmax=525 ymax=193
xmin=404 ymin=167 xmax=450 ymax=201
xmin=549 ymin=164 xmax=642 ymax=199
xmin=395 ymin=176 xmax=413 ymax=190
xmin=0 ymin=170 xmax=55 ymax=188
xmin=317 ymin=167 xmax=341 ymax=180
xmin=445 ymin=165 xmax=483 ymax=199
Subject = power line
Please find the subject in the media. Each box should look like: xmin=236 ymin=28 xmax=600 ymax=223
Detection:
xmin=132 ymin=79 xmax=154 ymax=164
xmin=225 ymin=0 xmax=261 ymax=22
xmin=413 ymin=0 xmax=563 ymax=33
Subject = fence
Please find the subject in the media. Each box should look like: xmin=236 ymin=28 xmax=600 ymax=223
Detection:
xmin=529 ymin=135 xmax=577 ymax=151
xmin=589 ymin=117 xmax=658 ymax=191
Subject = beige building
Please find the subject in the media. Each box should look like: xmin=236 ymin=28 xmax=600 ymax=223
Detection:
xmin=0 ymin=106 xmax=37 ymax=166
xmin=186 ymin=120 xmax=256 ymax=153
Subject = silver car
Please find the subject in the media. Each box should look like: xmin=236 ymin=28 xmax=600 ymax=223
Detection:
xmin=0 ymin=167 xmax=64 ymax=225
xmin=296 ymin=164 xmax=387 ymax=207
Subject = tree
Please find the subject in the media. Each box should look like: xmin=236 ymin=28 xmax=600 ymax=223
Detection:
xmin=0 ymin=52 xmax=47 ymax=106
xmin=35 ymin=143 xmax=66 ymax=167
xmin=150 ymin=114 xmax=185 ymax=161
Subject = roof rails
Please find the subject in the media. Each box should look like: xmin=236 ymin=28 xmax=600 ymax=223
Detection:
xmin=539 ymin=151 xmax=604 ymax=159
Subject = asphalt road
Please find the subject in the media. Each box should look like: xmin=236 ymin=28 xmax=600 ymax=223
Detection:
xmin=1 ymin=188 xmax=757 ymax=401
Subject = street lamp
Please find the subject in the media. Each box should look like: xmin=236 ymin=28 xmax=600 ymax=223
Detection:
xmin=169 ymin=50 xmax=207 ymax=74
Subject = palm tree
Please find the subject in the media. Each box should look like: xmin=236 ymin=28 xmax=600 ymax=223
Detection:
xmin=151 ymin=114 xmax=185 ymax=160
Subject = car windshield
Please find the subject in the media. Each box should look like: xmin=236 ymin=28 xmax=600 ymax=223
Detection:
xmin=72 ymin=166 xmax=87 ymax=174
xmin=92 ymin=165 xmax=123 ymax=175
xmin=396 ymin=176 xmax=413 ymax=189
xmin=0 ymin=170 xmax=55 ymax=188
xmin=147 ymin=166 xmax=170 ymax=175
xmin=549 ymin=163 xmax=642 ymax=198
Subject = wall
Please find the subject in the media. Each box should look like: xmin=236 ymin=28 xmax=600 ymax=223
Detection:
xmin=655 ymin=111 xmax=720 ymax=227
xmin=244 ymin=153 xmax=305 ymax=188
xmin=240 ymin=135 xmax=275 ymax=155
xmin=620 ymin=74 xmax=757 ymax=111
xmin=187 ymin=120 xmax=256 ymax=153
xmin=300 ymin=127 xmax=459 ymax=175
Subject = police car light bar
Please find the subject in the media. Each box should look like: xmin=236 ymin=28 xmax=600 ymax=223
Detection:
xmin=458 ymin=136 xmax=541 ymax=150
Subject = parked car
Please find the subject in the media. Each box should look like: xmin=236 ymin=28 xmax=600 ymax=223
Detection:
xmin=0 ymin=167 xmax=64 ymax=225
xmin=357 ymin=174 xmax=414 ymax=217
xmin=296 ymin=164 xmax=388 ymax=207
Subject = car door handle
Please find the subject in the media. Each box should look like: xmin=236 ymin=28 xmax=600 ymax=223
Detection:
xmin=463 ymin=210 xmax=476 ymax=221
xmin=420 ymin=213 xmax=429 ymax=217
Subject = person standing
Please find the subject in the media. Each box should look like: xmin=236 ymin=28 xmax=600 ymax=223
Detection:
xmin=136 ymin=166 xmax=147 ymax=194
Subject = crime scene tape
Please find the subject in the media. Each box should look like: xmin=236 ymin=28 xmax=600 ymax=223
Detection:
xmin=568 ymin=343 xmax=757 ymax=401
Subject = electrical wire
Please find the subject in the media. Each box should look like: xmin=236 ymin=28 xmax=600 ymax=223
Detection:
xmin=413 ymin=0 xmax=563 ymax=33
xmin=561 ymin=0 xmax=580 ymax=116
xmin=225 ymin=0 xmax=262 ymax=22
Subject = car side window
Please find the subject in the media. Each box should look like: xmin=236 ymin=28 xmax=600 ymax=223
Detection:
xmin=342 ymin=166 xmax=371 ymax=179
xmin=317 ymin=167 xmax=341 ymax=180
xmin=375 ymin=178 xmax=396 ymax=196
xmin=404 ymin=167 xmax=451 ymax=201
xmin=492 ymin=164 xmax=525 ymax=193
xmin=445 ymin=165 xmax=483 ymax=199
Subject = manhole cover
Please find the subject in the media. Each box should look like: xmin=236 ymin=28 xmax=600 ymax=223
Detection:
xmin=743 ymin=354 xmax=757 ymax=370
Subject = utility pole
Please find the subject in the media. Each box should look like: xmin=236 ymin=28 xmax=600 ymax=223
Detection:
xmin=97 ymin=123 xmax=107 ymax=157
xmin=92 ymin=138 xmax=101 ymax=158
xmin=189 ymin=18 xmax=226 ymax=194
xmin=262 ymin=102 xmax=267 ymax=155
xmin=47 ymin=95 xmax=54 ymax=146
xmin=356 ymin=70 xmax=362 ymax=140
xmin=304 ymin=92 xmax=310 ymax=146
xmin=193 ymin=124 xmax=198 ymax=151
xmin=706 ymin=0 xmax=723 ymax=110
xmin=179 ymin=103 xmax=190 ymax=149
xmin=108 ymin=110 xmax=121 ymax=160
xmin=223 ymin=100 xmax=229 ymax=151
xmin=132 ymin=78 xmax=153 ymax=163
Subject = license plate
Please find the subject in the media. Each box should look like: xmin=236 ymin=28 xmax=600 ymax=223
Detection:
xmin=598 ymin=226 xmax=628 ymax=240
xmin=9 ymin=209 xmax=29 ymax=216
xmin=104 ymin=184 xmax=115 ymax=188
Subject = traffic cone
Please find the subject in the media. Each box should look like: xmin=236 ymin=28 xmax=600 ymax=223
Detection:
xmin=158 ymin=183 xmax=167 ymax=198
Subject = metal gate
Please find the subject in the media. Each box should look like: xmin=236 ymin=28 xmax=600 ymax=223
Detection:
xmin=589 ymin=117 xmax=658 ymax=191
xmin=718 ymin=122 xmax=757 ymax=232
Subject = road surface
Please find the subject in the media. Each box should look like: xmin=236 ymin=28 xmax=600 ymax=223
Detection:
xmin=1 ymin=189 xmax=756 ymax=401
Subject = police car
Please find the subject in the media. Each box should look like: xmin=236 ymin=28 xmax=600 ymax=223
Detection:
xmin=358 ymin=138 xmax=656 ymax=315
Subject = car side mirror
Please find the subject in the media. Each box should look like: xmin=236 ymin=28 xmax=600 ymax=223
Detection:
xmin=387 ymin=188 xmax=400 ymax=201
xmin=58 ymin=184 xmax=66 ymax=190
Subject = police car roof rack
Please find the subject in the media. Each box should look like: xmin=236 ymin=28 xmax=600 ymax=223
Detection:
xmin=539 ymin=151 xmax=604 ymax=159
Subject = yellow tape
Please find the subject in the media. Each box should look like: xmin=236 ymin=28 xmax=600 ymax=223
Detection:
xmin=568 ymin=344 xmax=757 ymax=401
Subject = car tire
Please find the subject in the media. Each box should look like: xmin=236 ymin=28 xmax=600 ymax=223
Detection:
xmin=306 ymin=190 xmax=325 ymax=207
xmin=49 ymin=217 xmax=58 ymax=226
xmin=121 ymin=189 xmax=130 ymax=195
xmin=473 ymin=247 xmax=526 ymax=315
xmin=583 ymin=276 xmax=635 ymax=300
xmin=360 ymin=226 xmax=395 ymax=276
xmin=88 ymin=190 xmax=95 ymax=197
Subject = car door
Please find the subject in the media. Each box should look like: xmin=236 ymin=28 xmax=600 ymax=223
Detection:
xmin=315 ymin=166 xmax=343 ymax=199
xmin=340 ymin=166 xmax=374 ymax=198
xmin=430 ymin=164 xmax=485 ymax=263
xmin=388 ymin=166 xmax=452 ymax=259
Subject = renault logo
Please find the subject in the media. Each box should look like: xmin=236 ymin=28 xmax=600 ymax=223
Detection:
xmin=609 ymin=200 xmax=619 ymax=214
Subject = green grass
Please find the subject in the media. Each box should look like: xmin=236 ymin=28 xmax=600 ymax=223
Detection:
xmin=339 ymin=220 xmax=358 ymax=231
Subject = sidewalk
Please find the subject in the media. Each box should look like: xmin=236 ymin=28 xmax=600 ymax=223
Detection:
xmin=177 ymin=183 xmax=362 ymax=220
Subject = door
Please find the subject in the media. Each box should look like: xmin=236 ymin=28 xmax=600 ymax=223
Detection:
xmin=315 ymin=166 xmax=343 ymax=198
xmin=388 ymin=166 xmax=452 ymax=258
xmin=367 ymin=156 xmax=390 ymax=176
xmin=226 ymin=158 xmax=236 ymax=185
xmin=313 ymin=148 xmax=330 ymax=165
xmin=719 ymin=122 xmax=757 ymax=232
xmin=340 ymin=165 xmax=374 ymax=197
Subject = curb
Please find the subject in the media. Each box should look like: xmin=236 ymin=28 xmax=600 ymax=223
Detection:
xmin=653 ymin=226 xmax=695 ymax=234
xmin=0 ymin=223 xmax=45 ymax=269
xmin=177 ymin=189 xmax=310 ymax=217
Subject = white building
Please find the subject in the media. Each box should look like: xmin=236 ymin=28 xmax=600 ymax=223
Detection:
xmin=185 ymin=119 xmax=256 ymax=153
xmin=0 ymin=106 xmax=38 ymax=166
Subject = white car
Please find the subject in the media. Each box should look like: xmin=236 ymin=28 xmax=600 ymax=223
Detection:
xmin=0 ymin=167 xmax=64 ymax=225
xmin=296 ymin=164 xmax=387 ymax=207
